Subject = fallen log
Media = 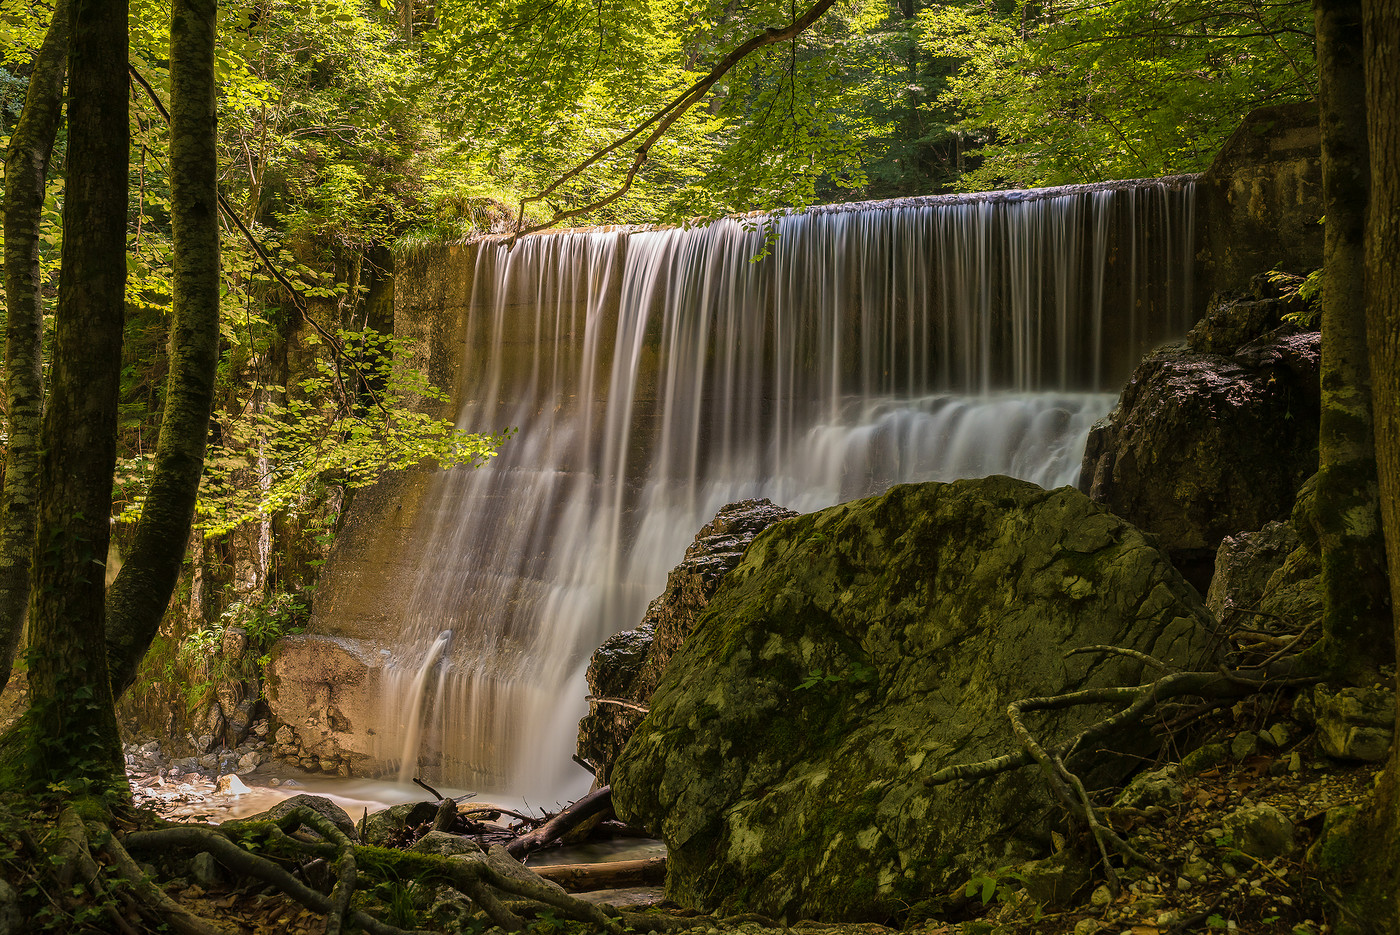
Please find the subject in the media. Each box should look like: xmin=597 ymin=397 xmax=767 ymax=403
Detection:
xmin=529 ymin=856 xmax=666 ymax=892
xmin=504 ymin=786 xmax=614 ymax=859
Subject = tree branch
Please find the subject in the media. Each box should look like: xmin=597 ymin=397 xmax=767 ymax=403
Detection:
xmin=512 ymin=0 xmax=839 ymax=236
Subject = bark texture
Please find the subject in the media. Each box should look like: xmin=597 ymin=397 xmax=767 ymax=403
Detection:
xmin=1360 ymin=0 xmax=1400 ymax=925
xmin=0 ymin=0 xmax=70 ymax=694
xmin=18 ymin=0 xmax=129 ymax=791
xmin=105 ymin=0 xmax=221 ymax=697
xmin=1311 ymin=0 xmax=1391 ymax=675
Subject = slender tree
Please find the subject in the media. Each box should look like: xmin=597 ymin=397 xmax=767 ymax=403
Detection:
xmin=104 ymin=0 xmax=221 ymax=698
xmin=1310 ymin=0 xmax=1391 ymax=677
xmin=9 ymin=0 xmax=130 ymax=793
xmin=0 ymin=0 xmax=70 ymax=695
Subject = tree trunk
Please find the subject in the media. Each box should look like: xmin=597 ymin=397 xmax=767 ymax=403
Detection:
xmin=0 ymin=0 xmax=70 ymax=695
xmin=12 ymin=0 xmax=129 ymax=793
xmin=1311 ymin=0 xmax=1391 ymax=677
xmin=1359 ymin=1 xmax=1400 ymax=925
xmin=105 ymin=0 xmax=221 ymax=698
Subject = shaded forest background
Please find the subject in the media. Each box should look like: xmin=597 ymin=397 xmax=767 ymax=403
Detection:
xmin=0 ymin=0 xmax=1317 ymax=751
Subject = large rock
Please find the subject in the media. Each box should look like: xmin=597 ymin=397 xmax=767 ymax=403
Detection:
xmin=264 ymin=634 xmax=385 ymax=770
xmin=1079 ymin=281 xmax=1319 ymax=586
xmin=578 ymin=498 xmax=797 ymax=784
xmin=612 ymin=477 xmax=1215 ymax=922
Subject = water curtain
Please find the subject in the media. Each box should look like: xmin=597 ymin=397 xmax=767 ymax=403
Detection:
xmin=373 ymin=178 xmax=1197 ymax=798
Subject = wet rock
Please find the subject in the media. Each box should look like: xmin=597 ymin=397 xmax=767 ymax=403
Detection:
xmin=1012 ymin=851 xmax=1091 ymax=908
xmin=1080 ymin=299 xmax=1320 ymax=587
xmin=1223 ymin=804 xmax=1295 ymax=858
xmin=578 ymin=498 xmax=798 ymax=784
xmin=236 ymin=751 xmax=260 ymax=773
xmin=1231 ymin=732 xmax=1262 ymax=760
xmin=275 ymin=725 xmax=294 ymax=745
xmin=362 ymin=801 xmax=439 ymax=847
xmin=1306 ymin=683 xmax=1396 ymax=762
xmin=229 ymin=794 xmax=359 ymax=842
xmin=612 ymin=477 xmax=1216 ymax=921
xmin=215 ymin=774 xmax=251 ymax=795
xmin=1179 ymin=743 xmax=1230 ymax=774
xmin=410 ymin=830 xmax=483 ymax=857
xmin=1114 ymin=767 xmax=1183 ymax=809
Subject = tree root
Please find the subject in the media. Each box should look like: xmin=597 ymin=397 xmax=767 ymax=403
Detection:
xmin=923 ymin=655 xmax=1321 ymax=891
xmin=123 ymin=806 xmax=629 ymax=934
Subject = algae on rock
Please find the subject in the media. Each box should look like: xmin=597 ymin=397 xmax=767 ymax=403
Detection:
xmin=612 ymin=476 xmax=1218 ymax=922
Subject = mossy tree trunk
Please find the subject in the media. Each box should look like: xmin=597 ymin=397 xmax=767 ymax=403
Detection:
xmin=104 ymin=0 xmax=221 ymax=699
xmin=1311 ymin=0 xmax=1392 ymax=678
xmin=0 ymin=0 xmax=70 ymax=695
xmin=11 ymin=0 xmax=129 ymax=794
xmin=1359 ymin=0 xmax=1400 ymax=924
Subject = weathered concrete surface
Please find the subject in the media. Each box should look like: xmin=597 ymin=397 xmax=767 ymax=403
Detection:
xmin=612 ymin=476 xmax=1217 ymax=922
xmin=1196 ymin=101 xmax=1323 ymax=301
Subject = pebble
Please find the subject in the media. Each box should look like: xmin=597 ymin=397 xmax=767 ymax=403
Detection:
xmin=1090 ymin=884 xmax=1113 ymax=908
xmin=1176 ymin=876 xmax=1192 ymax=891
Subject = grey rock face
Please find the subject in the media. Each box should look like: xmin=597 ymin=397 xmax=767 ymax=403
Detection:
xmin=578 ymin=498 xmax=798 ymax=784
xmin=612 ymin=477 xmax=1216 ymax=922
xmin=1303 ymin=683 xmax=1396 ymax=762
xmin=1080 ymin=280 xmax=1319 ymax=587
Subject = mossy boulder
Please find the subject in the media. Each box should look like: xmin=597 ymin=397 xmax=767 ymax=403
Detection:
xmin=611 ymin=477 xmax=1216 ymax=922
xmin=578 ymin=498 xmax=797 ymax=784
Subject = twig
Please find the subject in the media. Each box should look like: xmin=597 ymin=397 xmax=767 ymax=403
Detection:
xmin=413 ymin=777 xmax=444 ymax=801
xmin=586 ymin=695 xmax=651 ymax=713
xmin=1064 ymin=645 xmax=1173 ymax=670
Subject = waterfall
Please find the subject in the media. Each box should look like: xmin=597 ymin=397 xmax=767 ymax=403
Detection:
xmin=368 ymin=177 xmax=1197 ymax=800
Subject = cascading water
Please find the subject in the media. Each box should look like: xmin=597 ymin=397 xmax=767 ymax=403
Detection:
xmin=369 ymin=177 xmax=1197 ymax=801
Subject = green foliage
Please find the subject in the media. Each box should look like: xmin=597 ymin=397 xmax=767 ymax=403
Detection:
xmin=921 ymin=0 xmax=1315 ymax=189
xmin=963 ymin=867 xmax=1025 ymax=907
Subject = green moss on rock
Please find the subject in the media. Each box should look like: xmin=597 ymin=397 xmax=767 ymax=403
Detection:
xmin=612 ymin=477 xmax=1217 ymax=922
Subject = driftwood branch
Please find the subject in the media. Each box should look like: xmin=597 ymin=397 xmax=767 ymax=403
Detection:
xmin=586 ymin=694 xmax=650 ymax=714
xmin=531 ymin=856 xmax=666 ymax=891
xmin=505 ymin=786 xmax=614 ymax=858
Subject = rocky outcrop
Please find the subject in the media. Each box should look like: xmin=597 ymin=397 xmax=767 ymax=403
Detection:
xmin=1080 ymin=276 xmax=1320 ymax=587
xmin=264 ymin=634 xmax=384 ymax=773
xmin=1295 ymin=683 xmax=1396 ymax=763
xmin=611 ymin=477 xmax=1217 ymax=922
xmin=578 ymin=498 xmax=797 ymax=784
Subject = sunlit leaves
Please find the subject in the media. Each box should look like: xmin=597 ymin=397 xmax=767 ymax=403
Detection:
xmin=921 ymin=0 xmax=1316 ymax=189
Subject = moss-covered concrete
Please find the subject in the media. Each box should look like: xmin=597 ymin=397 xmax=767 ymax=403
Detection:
xmin=611 ymin=476 xmax=1217 ymax=923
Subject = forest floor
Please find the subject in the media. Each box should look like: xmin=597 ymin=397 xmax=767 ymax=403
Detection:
xmin=2 ymin=667 xmax=1389 ymax=935
xmin=122 ymin=683 xmax=1382 ymax=935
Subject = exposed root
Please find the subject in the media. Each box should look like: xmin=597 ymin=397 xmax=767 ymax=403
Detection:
xmin=923 ymin=660 xmax=1322 ymax=890
xmin=122 ymin=806 xmax=630 ymax=934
